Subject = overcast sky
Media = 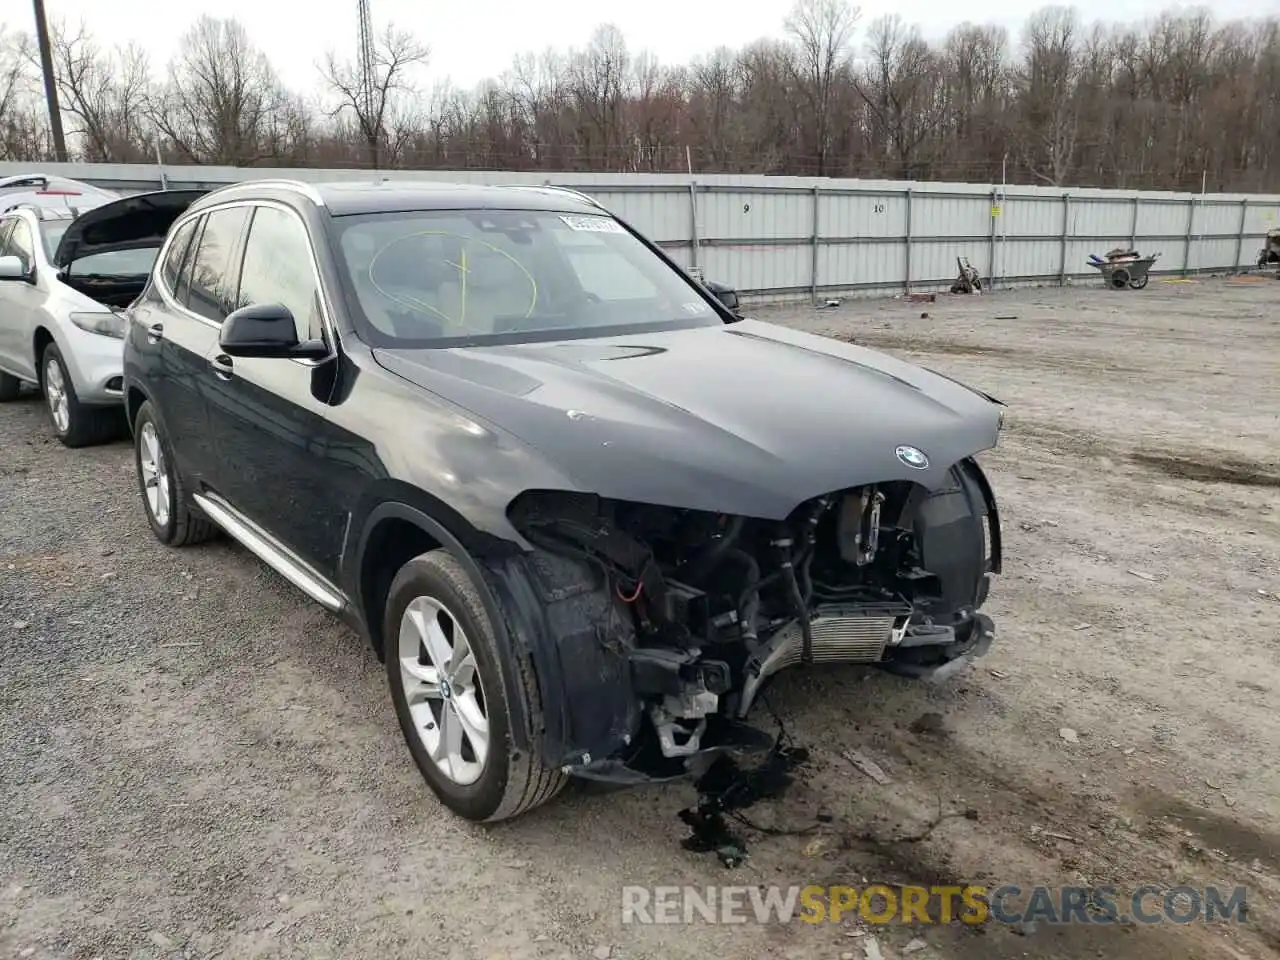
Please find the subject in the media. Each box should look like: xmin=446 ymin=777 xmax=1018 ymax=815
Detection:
xmin=10 ymin=0 xmax=1262 ymax=96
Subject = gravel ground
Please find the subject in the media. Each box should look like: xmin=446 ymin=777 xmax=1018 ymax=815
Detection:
xmin=2 ymin=275 xmax=1278 ymax=960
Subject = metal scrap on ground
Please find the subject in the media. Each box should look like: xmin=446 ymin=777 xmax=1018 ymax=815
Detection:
xmin=842 ymin=749 xmax=891 ymax=784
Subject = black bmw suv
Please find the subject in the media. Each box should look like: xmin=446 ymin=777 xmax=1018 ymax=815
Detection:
xmin=122 ymin=179 xmax=1004 ymax=823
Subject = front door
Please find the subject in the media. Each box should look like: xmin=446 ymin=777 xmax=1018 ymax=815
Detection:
xmin=200 ymin=201 xmax=349 ymax=582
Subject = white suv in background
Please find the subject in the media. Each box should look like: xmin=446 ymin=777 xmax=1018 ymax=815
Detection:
xmin=0 ymin=175 xmax=203 ymax=447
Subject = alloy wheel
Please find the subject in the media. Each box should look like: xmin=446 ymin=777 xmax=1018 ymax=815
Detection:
xmin=138 ymin=421 xmax=172 ymax=528
xmin=44 ymin=358 xmax=70 ymax=434
xmin=397 ymin=595 xmax=490 ymax=786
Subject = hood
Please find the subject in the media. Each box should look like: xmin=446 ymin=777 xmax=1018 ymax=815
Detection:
xmin=54 ymin=189 xmax=206 ymax=268
xmin=372 ymin=319 xmax=1004 ymax=520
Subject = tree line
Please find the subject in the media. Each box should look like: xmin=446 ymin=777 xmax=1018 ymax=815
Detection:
xmin=1 ymin=1 xmax=1278 ymax=193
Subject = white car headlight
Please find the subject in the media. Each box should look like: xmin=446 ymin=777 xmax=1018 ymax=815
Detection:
xmin=69 ymin=311 xmax=126 ymax=339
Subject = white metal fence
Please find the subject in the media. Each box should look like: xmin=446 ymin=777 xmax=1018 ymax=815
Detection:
xmin=5 ymin=161 xmax=1278 ymax=301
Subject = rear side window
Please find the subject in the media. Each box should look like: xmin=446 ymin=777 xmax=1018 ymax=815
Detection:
xmin=160 ymin=218 xmax=199 ymax=295
xmin=236 ymin=206 xmax=324 ymax=341
xmin=187 ymin=206 xmax=250 ymax=323
xmin=0 ymin=220 xmax=13 ymax=258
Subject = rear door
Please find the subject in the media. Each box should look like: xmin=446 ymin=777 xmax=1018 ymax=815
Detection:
xmin=127 ymin=204 xmax=251 ymax=482
xmin=0 ymin=216 xmax=43 ymax=380
xmin=200 ymin=200 xmax=349 ymax=579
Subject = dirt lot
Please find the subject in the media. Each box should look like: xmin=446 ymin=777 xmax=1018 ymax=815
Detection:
xmin=2 ymin=276 xmax=1278 ymax=960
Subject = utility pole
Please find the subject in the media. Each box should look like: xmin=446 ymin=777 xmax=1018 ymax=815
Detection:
xmin=31 ymin=0 xmax=67 ymax=162
xmin=357 ymin=0 xmax=379 ymax=168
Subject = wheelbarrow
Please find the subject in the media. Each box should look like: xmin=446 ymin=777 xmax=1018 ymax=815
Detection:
xmin=1087 ymin=250 xmax=1160 ymax=290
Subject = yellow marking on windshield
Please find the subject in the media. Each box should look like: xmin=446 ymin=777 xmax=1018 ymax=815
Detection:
xmin=367 ymin=229 xmax=538 ymax=332
xmin=459 ymin=246 xmax=467 ymax=325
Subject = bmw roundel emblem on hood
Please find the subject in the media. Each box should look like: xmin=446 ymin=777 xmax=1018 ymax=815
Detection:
xmin=896 ymin=445 xmax=930 ymax=469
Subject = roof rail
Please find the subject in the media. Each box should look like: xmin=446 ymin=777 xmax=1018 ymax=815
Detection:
xmin=503 ymin=183 xmax=607 ymax=212
xmin=0 ymin=200 xmax=76 ymax=218
xmin=205 ymin=178 xmax=327 ymax=207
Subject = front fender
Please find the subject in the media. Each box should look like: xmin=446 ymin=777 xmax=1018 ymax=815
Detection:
xmin=350 ymin=500 xmax=641 ymax=767
xmin=351 ymin=500 xmax=539 ymax=756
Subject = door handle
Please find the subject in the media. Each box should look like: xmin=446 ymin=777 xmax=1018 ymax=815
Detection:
xmin=210 ymin=354 xmax=234 ymax=380
xmin=145 ymin=321 xmax=164 ymax=343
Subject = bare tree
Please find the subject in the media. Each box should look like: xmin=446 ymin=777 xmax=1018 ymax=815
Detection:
xmin=566 ymin=24 xmax=632 ymax=169
xmin=150 ymin=16 xmax=292 ymax=165
xmin=44 ymin=21 xmax=151 ymax=162
xmin=1015 ymin=6 xmax=1083 ymax=185
xmin=784 ymin=0 xmax=860 ymax=175
xmin=938 ymin=23 xmax=1013 ymax=179
xmin=688 ymin=47 xmax=740 ymax=170
xmin=2 ymin=8 xmax=1279 ymax=191
xmin=0 ymin=25 xmax=46 ymax=160
xmin=320 ymin=23 xmax=428 ymax=168
xmin=855 ymin=15 xmax=946 ymax=178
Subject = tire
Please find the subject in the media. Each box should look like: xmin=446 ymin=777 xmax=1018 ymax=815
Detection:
xmin=40 ymin=342 xmax=121 ymax=448
xmin=1110 ymin=268 xmax=1131 ymax=289
xmin=385 ymin=549 xmax=565 ymax=822
xmin=0 ymin=371 xmax=21 ymax=401
xmin=1128 ymin=274 xmax=1149 ymax=290
xmin=131 ymin=399 xmax=217 ymax=547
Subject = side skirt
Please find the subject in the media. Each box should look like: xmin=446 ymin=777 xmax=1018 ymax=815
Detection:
xmin=193 ymin=491 xmax=349 ymax=613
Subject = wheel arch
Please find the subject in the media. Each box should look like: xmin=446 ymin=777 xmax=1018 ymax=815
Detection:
xmin=353 ymin=499 xmax=536 ymax=754
xmin=32 ymin=325 xmax=56 ymax=378
xmin=351 ymin=494 xmax=516 ymax=642
xmin=124 ymin=379 xmax=152 ymax=436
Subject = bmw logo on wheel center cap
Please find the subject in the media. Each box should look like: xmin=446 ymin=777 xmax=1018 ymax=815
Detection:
xmin=439 ymin=678 xmax=453 ymax=699
xmin=896 ymin=445 xmax=930 ymax=469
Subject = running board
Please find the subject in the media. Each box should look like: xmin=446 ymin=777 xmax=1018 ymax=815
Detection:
xmin=193 ymin=492 xmax=346 ymax=612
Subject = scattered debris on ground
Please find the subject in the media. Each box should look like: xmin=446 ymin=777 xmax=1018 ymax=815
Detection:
xmin=678 ymin=736 xmax=810 ymax=867
xmin=843 ymin=749 xmax=892 ymax=784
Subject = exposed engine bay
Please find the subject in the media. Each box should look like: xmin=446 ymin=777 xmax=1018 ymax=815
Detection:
xmin=501 ymin=456 xmax=1001 ymax=783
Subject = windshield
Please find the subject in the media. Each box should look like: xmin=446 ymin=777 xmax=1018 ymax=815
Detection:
xmin=39 ymin=220 xmax=69 ymax=260
xmin=38 ymin=220 xmax=159 ymax=276
xmin=66 ymin=247 xmax=160 ymax=277
xmin=333 ymin=208 xmax=724 ymax=347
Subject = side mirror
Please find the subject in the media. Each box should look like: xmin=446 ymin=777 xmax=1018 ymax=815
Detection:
xmin=219 ymin=303 xmax=327 ymax=360
xmin=0 ymin=255 xmax=32 ymax=283
xmin=704 ymin=280 xmax=740 ymax=312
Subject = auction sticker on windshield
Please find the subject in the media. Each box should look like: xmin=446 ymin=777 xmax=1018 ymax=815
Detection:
xmin=560 ymin=214 xmax=625 ymax=233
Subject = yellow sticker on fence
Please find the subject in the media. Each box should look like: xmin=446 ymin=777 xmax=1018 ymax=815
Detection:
xmin=991 ymin=206 xmax=1002 ymax=217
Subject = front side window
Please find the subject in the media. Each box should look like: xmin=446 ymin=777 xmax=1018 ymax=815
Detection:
xmin=38 ymin=220 xmax=69 ymax=260
xmin=333 ymin=208 xmax=722 ymax=347
xmin=186 ymin=206 xmax=250 ymax=323
xmin=3 ymin=219 xmax=36 ymax=273
xmin=236 ymin=205 xmax=324 ymax=341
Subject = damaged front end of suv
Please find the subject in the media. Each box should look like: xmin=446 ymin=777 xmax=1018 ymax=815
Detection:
xmin=486 ymin=449 xmax=1002 ymax=785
